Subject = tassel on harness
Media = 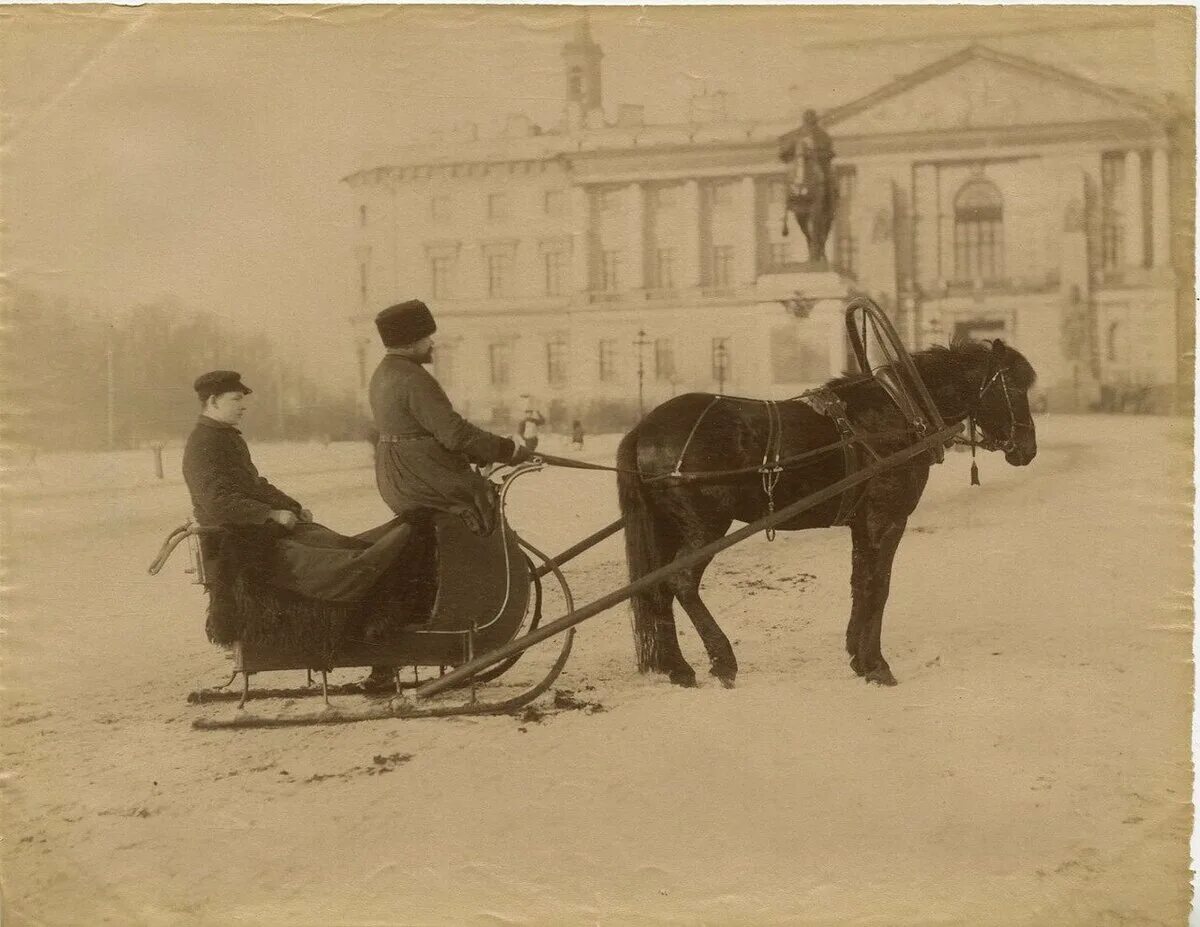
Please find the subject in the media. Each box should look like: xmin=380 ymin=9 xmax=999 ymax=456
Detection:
xmin=968 ymin=416 xmax=981 ymax=486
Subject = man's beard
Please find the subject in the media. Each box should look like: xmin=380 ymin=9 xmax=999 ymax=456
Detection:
xmin=418 ymin=346 xmax=434 ymax=365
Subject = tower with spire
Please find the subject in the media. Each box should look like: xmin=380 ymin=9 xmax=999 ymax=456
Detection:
xmin=562 ymin=15 xmax=603 ymax=123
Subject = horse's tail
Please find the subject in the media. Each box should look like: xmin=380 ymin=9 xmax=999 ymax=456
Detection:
xmin=617 ymin=425 xmax=673 ymax=673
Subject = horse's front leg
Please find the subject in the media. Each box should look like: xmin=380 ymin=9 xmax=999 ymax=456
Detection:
xmin=849 ymin=516 xmax=907 ymax=686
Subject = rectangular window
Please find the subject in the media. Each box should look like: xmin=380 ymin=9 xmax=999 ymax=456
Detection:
xmin=487 ymin=193 xmax=508 ymax=221
xmin=488 ymin=342 xmax=511 ymax=387
xmin=359 ymin=204 xmax=368 ymax=227
xmin=544 ymin=250 xmax=566 ymax=296
xmin=546 ymin=340 xmax=567 ymax=387
xmin=653 ymin=248 xmax=676 ymax=290
xmin=431 ymin=256 xmax=455 ymax=299
xmin=432 ymin=341 xmax=456 ymax=390
xmin=654 ymin=338 xmax=675 ymax=382
xmin=359 ymin=262 xmax=369 ymax=302
xmin=431 ymin=194 xmax=450 ymax=221
xmin=711 ymin=337 xmax=732 ymax=384
xmin=601 ymin=251 xmax=621 ymax=292
xmin=598 ymin=339 xmax=617 ymax=382
xmin=711 ymin=246 xmax=734 ymax=287
xmin=544 ymin=190 xmax=565 ymax=216
xmin=710 ymin=181 xmax=735 ymax=208
xmin=487 ymin=252 xmax=513 ymax=297
xmin=1100 ymin=151 xmax=1126 ymax=272
xmin=598 ymin=188 xmax=622 ymax=212
xmin=653 ymin=185 xmax=679 ymax=209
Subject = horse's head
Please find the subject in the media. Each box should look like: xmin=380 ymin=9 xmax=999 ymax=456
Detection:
xmin=967 ymin=339 xmax=1038 ymax=466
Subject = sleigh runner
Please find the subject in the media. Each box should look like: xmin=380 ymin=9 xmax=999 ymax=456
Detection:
xmin=151 ymin=298 xmax=1037 ymax=728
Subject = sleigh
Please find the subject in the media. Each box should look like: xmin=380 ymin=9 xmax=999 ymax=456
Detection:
xmin=149 ymin=464 xmax=576 ymax=729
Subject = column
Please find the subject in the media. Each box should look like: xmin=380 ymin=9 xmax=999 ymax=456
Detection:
xmin=625 ymin=182 xmax=645 ymax=291
xmin=1124 ymin=149 xmax=1145 ymax=269
xmin=1151 ymin=147 xmax=1170 ymax=268
xmin=735 ymin=175 xmax=757 ymax=286
xmin=679 ymin=179 xmax=702 ymax=288
xmin=569 ymin=185 xmax=591 ymax=300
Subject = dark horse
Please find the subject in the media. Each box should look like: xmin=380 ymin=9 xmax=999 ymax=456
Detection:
xmin=616 ymin=339 xmax=1037 ymax=688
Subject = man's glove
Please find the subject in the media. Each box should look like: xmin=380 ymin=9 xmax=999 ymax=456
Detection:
xmin=510 ymin=443 xmax=534 ymax=465
xmin=267 ymin=509 xmax=298 ymax=529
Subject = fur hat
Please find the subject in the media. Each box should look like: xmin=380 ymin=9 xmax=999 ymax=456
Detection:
xmin=376 ymin=300 xmax=437 ymax=348
xmin=194 ymin=370 xmax=252 ymax=400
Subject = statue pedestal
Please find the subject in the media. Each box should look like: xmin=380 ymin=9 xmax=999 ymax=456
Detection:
xmin=758 ymin=267 xmax=859 ymax=384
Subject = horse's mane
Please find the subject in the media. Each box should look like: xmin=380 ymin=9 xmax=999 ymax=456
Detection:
xmin=828 ymin=339 xmax=1037 ymax=391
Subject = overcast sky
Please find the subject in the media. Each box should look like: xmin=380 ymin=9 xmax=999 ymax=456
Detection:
xmin=3 ymin=5 xmax=1191 ymax=390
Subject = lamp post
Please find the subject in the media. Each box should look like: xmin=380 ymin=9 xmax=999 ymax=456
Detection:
xmin=633 ymin=328 xmax=650 ymax=416
xmin=714 ymin=339 xmax=729 ymax=395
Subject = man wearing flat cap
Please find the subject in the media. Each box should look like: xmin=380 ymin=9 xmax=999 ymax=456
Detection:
xmin=370 ymin=299 xmax=530 ymax=536
xmin=183 ymin=370 xmax=313 ymax=530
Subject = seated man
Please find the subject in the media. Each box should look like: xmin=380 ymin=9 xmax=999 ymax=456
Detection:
xmin=183 ymin=370 xmax=416 ymax=674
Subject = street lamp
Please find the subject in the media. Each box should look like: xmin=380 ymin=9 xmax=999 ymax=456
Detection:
xmin=633 ymin=328 xmax=650 ymax=416
xmin=714 ymin=340 xmax=729 ymax=395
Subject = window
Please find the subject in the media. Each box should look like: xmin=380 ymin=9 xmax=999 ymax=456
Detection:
xmin=431 ymin=194 xmax=450 ymax=221
xmin=359 ymin=204 xmax=368 ymax=227
xmin=568 ymin=66 xmax=583 ymax=99
xmin=653 ymin=185 xmax=679 ymax=209
xmin=711 ymin=337 xmax=731 ymax=384
xmin=487 ymin=193 xmax=508 ymax=221
xmin=833 ymin=168 xmax=857 ymax=276
xmin=654 ymin=338 xmax=675 ymax=381
xmin=431 ymin=256 xmax=455 ymax=299
xmin=544 ymin=250 xmax=566 ymax=296
xmin=710 ymin=181 xmax=735 ymax=207
xmin=1106 ymin=321 xmax=1121 ymax=363
xmin=598 ymin=188 xmax=622 ymax=212
xmin=653 ymin=248 xmax=676 ymax=289
xmin=1100 ymin=152 xmax=1126 ymax=272
xmin=432 ymin=340 xmax=456 ymax=389
xmin=598 ymin=339 xmax=617 ymax=382
xmin=601 ymin=251 xmax=621 ymax=292
xmin=487 ymin=252 xmax=513 ymax=297
xmin=544 ymin=190 xmax=565 ymax=216
xmin=488 ymin=342 xmax=511 ymax=387
xmin=953 ymin=178 xmax=1004 ymax=284
xmin=546 ymin=339 xmax=567 ymax=387
xmin=359 ymin=262 xmax=369 ymax=302
xmin=711 ymin=246 xmax=734 ymax=287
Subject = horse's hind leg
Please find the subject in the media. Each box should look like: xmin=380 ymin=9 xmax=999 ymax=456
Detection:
xmin=651 ymin=607 xmax=700 ymax=688
xmin=669 ymin=558 xmax=737 ymax=688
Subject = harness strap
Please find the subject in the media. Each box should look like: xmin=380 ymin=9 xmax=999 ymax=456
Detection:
xmin=797 ymin=387 xmax=870 ymax=527
xmin=671 ymin=396 xmax=722 ymax=476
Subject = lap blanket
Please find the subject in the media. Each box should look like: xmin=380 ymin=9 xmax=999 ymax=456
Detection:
xmin=201 ymin=519 xmax=438 ymax=669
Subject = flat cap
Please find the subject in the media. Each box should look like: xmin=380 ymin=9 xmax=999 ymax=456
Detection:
xmin=193 ymin=370 xmax=252 ymax=400
xmin=376 ymin=299 xmax=437 ymax=348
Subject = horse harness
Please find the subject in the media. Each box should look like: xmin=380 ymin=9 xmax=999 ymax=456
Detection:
xmin=661 ymin=388 xmax=890 ymax=539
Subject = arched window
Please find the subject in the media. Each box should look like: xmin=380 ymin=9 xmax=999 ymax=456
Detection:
xmin=953 ymin=178 xmax=1004 ymax=284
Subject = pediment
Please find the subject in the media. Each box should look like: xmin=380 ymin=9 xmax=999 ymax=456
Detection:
xmin=827 ymin=49 xmax=1158 ymax=137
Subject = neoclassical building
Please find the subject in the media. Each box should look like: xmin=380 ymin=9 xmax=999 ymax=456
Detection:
xmin=344 ymin=24 xmax=1189 ymax=428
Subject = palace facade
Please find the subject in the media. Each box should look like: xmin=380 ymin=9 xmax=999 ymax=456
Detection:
xmin=344 ymin=24 xmax=1190 ymax=429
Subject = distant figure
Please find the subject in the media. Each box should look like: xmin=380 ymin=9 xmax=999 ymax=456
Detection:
xmin=519 ymin=408 xmax=545 ymax=452
xmin=571 ymin=419 xmax=585 ymax=450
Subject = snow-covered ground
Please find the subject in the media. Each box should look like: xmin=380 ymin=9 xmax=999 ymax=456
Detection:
xmin=2 ymin=415 xmax=1192 ymax=926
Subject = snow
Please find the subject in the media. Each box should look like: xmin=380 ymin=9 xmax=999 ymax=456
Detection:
xmin=2 ymin=415 xmax=1192 ymax=926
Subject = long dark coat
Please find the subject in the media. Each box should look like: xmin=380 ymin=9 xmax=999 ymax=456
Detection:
xmin=369 ymin=353 xmax=516 ymax=535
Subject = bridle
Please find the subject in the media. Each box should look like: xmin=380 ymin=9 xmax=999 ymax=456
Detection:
xmin=967 ymin=354 xmax=1034 ymax=457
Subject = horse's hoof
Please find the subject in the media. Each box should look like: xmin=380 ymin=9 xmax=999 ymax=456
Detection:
xmin=864 ymin=666 xmax=898 ymax=687
xmin=710 ymin=666 xmax=737 ymax=689
xmin=850 ymin=655 xmax=865 ymax=677
xmin=668 ymin=669 xmax=698 ymax=688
